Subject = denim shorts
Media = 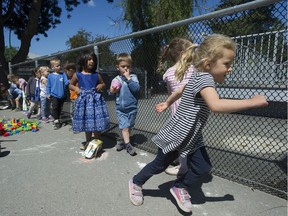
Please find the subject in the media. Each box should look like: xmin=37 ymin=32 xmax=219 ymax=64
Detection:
xmin=116 ymin=109 xmax=137 ymax=129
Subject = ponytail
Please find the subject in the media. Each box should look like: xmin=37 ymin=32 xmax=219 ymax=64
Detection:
xmin=175 ymin=44 xmax=198 ymax=81
xmin=156 ymin=45 xmax=169 ymax=74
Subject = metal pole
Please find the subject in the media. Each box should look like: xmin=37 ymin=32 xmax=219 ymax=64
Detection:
xmin=8 ymin=62 xmax=12 ymax=74
xmin=94 ymin=45 xmax=99 ymax=71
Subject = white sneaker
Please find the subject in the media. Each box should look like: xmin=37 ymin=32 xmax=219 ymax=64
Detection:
xmin=165 ymin=165 xmax=180 ymax=176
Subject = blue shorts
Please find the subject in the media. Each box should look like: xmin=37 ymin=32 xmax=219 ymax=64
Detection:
xmin=116 ymin=109 xmax=137 ymax=129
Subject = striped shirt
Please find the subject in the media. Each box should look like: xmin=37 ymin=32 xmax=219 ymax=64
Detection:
xmin=163 ymin=65 xmax=195 ymax=115
xmin=152 ymin=72 xmax=215 ymax=158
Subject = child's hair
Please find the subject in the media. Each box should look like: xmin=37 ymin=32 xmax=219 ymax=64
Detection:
xmin=31 ymin=67 xmax=39 ymax=77
xmin=11 ymin=75 xmax=20 ymax=84
xmin=78 ymin=52 xmax=98 ymax=72
xmin=65 ymin=62 xmax=77 ymax=72
xmin=38 ymin=66 xmax=50 ymax=75
xmin=115 ymin=53 xmax=132 ymax=65
xmin=176 ymin=34 xmax=236 ymax=76
xmin=7 ymin=74 xmax=16 ymax=82
xmin=156 ymin=37 xmax=194 ymax=80
xmin=50 ymin=58 xmax=61 ymax=68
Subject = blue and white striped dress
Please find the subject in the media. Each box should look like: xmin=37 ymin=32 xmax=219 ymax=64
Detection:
xmin=152 ymin=72 xmax=215 ymax=158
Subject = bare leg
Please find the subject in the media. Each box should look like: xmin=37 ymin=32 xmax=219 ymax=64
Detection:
xmin=93 ymin=131 xmax=101 ymax=139
xmin=122 ymin=128 xmax=130 ymax=144
xmin=85 ymin=132 xmax=92 ymax=143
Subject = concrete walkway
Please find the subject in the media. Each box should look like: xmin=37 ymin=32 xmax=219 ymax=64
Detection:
xmin=0 ymin=109 xmax=286 ymax=216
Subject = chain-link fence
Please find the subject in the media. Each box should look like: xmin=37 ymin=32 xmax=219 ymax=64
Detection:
xmin=10 ymin=0 xmax=287 ymax=199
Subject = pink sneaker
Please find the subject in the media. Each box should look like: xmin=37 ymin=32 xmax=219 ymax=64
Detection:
xmin=129 ymin=178 xmax=143 ymax=206
xmin=170 ymin=186 xmax=192 ymax=213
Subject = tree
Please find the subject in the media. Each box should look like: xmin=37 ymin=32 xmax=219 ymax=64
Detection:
xmin=4 ymin=46 xmax=18 ymax=62
xmin=0 ymin=0 xmax=113 ymax=86
xmin=64 ymin=29 xmax=115 ymax=69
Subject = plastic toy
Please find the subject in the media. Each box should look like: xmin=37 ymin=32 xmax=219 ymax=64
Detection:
xmin=0 ymin=118 xmax=40 ymax=137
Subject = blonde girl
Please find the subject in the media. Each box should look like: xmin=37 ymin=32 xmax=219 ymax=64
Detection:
xmin=129 ymin=34 xmax=268 ymax=213
xmin=39 ymin=66 xmax=52 ymax=122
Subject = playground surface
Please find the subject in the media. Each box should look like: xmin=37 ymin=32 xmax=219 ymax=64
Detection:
xmin=0 ymin=109 xmax=287 ymax=216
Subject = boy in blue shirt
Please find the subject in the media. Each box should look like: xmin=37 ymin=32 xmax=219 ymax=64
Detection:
xmin=47 ymin=58 xmax=70 ymax=130
xmin=110 ymin=53 xmax=140 ymax=156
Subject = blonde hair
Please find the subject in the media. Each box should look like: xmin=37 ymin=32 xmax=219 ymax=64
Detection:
xmin=157 ymin=37 xmax=195 ymax=81
xmin=176 ymin=34 xmax=236 ymax=75
xmin=7 ymin=74 xmax=16 ymax=83
xmin=38 ymin=66 xmax=50 ymax=74
xmin=116 ymin=53 xmax=132 ymax=65
xmin=50 ymin=58 xmax=61 ymax=67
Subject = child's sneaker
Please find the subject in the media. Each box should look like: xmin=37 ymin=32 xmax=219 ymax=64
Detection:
xmin=48 ymin=115 xmax=54 ymax=121
xmin=129 ymin=178 xmax=143 ymax=206
xmin=115 ymin=141 xmax=125 ymax=151
xmin=165 ymin=165 xmax=180 ymax=176
xmin=53 ymin=120 xmax=61 ymax=130
xmin=80 ymin=141 xmax=88 ymax=150
xmin=170 ymin=186 xmax=192 ymax=213
xmin=126 ymin=143 xmax=136 ymax=156
xmin=41 ymin=117 xmax=49 ymax=123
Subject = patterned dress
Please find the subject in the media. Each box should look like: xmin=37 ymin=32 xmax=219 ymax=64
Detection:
xmin=73 ymin=72 xmax=110 ymax=132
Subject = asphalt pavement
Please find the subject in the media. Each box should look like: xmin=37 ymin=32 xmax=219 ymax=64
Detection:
xmin=0 ymin=109 xmax=287 ymax=216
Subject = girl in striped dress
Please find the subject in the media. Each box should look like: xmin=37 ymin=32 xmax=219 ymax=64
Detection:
xmin=129 ymin=34 xmax=268 ymax=213
xmin=69 ymin=52 xmax=110 ymax=150
xmin=157 ymin=37 xmax=196 ymax=175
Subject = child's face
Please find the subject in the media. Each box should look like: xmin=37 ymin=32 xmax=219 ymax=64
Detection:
xmin=116 ymin=61 xmax=130 ymax=76
xmin=209 ymin=48 xmax=234 ymax=83
xmin=43 ymin=69 xmax=50 ymax=77
xmin=35 ymin=71 xmax=41 ymax=78
xmin=87 ymin=57 xmax=95 ymax=70
xmin=66 ymin=69 xmax=75 ymax=79
xmin=52 ymin=63 xmax=61 ymax=72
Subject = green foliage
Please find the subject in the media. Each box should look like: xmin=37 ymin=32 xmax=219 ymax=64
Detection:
xmin=4 ymin=46 xmax=18 ymax=62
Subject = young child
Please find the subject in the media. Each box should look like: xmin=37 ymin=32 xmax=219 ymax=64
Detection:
xmin=109 ymin=53 xmax=140 ymax=156
xmin=128 ymin=34 xmax=268 ymax=213
xmin=47 ymin=58 xmax=70 ymax=130
xmin=26 ymin=68 xmax=41 ymax=119
xmin=39 ymin=66 xmax=52 ymax=122
xmin=65 ymin=62 xmax=79 ymax=133
xmin=157 ymin=37 xmax=196 ymax=175
xmin=69 ymin=52 xmax=110 ymax=150
xmin=7 ymin=74 xmax=23 ymax=111
xmin=13 ymin=75 xmax=28 ymax=111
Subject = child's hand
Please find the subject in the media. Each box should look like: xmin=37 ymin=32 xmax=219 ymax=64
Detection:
xmin=251 ymin=94 xmax=269 ymax=108
xmin=155 ymin=102 xmax=169 ymax=113
xmin=75 ymin=87 xmax=81 ymax=95
xmin=123 ymin=69 xmax=130 ymax=80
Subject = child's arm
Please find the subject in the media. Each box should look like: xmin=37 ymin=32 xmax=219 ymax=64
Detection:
xmin=96 ymin=74 xmax=106 ymax=92
xmin=69 ymin=73 xmax=80 ymax=94
xmin=126 ymin=75 xmax=140 ymax=94
xmin=200 ymin=87 xmax=268 ymax=113
xmin=156 ymin=84 xmax=186 ymax=112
